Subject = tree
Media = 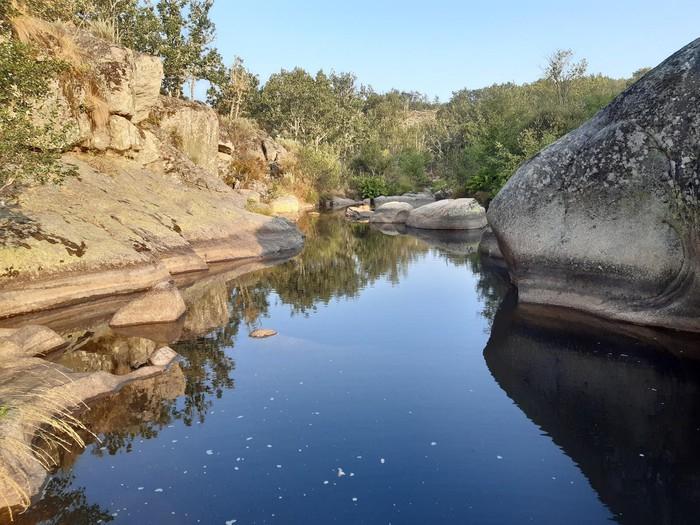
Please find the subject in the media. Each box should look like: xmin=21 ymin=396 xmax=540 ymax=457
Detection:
xmin=543 ymin=49 xmax=588 ymax=105
xmin=184 ymin=0 xmax=222 ymax=100
xmin=157 ymin=0 xmax=188 ymax=96
xmin=207 ymin=56 xmax=258 ymax=119
xmin=0 ymin=38 xmax=76 ymax=195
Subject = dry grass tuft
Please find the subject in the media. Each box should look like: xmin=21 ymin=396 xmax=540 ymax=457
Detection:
xmin=0 ymin=363 xmax=94 ymax=521
xmin=85 ymin=18 xmax=118 ymax=44
xmin=10 ymin=13 xmax=112 ymax=134
xmin=10 ymin=15 xmax=83 ymax=68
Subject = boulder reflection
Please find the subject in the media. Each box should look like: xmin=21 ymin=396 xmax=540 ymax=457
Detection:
xmin=484 ymin=292 xmax=700 ymax=525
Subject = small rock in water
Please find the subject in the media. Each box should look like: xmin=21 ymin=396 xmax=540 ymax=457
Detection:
xmin=250 ymin=329 xmax=277 ymax=339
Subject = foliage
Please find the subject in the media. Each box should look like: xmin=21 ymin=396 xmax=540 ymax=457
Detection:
xmin=293 ymin=143 xmax=343 ymax=198
xmin=0 ymin=37 xmax=77 ymax=193
xmin=207 ymin=56 xmax=259 ymax=119
xmin=255 ymin=68 xmax=366 ymax=154
xmin=354 ymin=174 xmax=388 ymax=199
xmin=434 ymin=51 xmax=629 ymax=199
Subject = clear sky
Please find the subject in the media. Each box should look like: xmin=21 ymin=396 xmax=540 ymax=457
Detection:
xmin=209 ymin=0 xmax=699 ymax=101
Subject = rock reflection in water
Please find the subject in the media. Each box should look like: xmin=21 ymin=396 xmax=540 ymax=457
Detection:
xmin=484 ymin=292 xmax=700 ymax=525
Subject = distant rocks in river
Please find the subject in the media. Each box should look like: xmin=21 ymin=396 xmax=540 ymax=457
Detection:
xmin=487 ymin=38 xmax=700 ymax=332
xmin=406 ymin=199 xmax=487 ymax=230
xmin=375 ymin=191 xmax=435 ymax=209
xmin=345 ymin=204 xmax=373 ymax=222
xmin=370 ymin=202 xmax=414 ymax=224
xmin=323 ymin=196 xmax=361 ymax=210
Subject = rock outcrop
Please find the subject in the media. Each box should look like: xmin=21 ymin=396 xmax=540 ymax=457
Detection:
xmin=375 ymin=192 xmax=435 ymax=209
xmin=406 ymin=198 xmax=487 ymax=230
xmin=0 ymin=27 xmax=304 ymax=322
xmin=370 ymin=202 xmax=414 ymax=224
xmin=154 ymin=96 xmax=220 ymax=173
xmin=487 ymin=38 xmax=700 ymax=332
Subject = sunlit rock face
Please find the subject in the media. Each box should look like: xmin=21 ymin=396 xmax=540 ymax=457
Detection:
xmin=488 ymin=38 xmax=700 ymax=332
xmin=484 ymin=295 xmax=700 ymax=525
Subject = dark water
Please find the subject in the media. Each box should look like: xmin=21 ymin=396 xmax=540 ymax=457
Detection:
xmin=13 ymin=215 xmax=700 ymax=524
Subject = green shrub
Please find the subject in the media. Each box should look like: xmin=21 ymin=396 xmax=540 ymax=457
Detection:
xmin=353 ymin=175 xmax=388 ymax=199
xmin=0 ymin=38 xmax=77 ymax=194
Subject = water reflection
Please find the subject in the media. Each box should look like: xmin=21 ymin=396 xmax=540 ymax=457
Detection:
xmin=484 ymin=292 xmax=700 ymax=525
xmin=6 ymin=213 xmax=700 ymax=524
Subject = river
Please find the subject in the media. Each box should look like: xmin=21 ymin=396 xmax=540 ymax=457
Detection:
xmin=7 ymin=214 xmax=700 ymax=524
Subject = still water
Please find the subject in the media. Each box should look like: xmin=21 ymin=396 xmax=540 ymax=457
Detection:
xmin=13 ymin=215 xmax=700 ymax=524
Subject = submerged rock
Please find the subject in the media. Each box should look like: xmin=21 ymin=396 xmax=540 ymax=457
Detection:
xmin=406 ymin=199 xmax=487 ymax=230
xmin=110 ymin=282 xmax=186 ymax=327
xmin=370 ymin=202 xmax=413 ymax=224
xmin=487 ymin=38 xmax=700 ymax=332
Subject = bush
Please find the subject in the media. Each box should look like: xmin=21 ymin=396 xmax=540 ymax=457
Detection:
xmin=0 ymin=38 xmax=76 ymax=194
xmin=353 ymin=175 xmax=388 ymax=199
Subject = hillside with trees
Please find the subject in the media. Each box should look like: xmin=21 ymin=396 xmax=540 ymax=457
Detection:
xmin=2 ymin=0 xmax=648 ymax=204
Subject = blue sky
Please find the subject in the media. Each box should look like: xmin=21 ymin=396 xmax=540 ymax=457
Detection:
xmin=209 ymin=0 xmax=699 ymax=101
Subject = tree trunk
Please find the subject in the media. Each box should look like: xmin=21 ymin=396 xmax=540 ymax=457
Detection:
xmin=189 ymin=77 xmax=196 ymax=101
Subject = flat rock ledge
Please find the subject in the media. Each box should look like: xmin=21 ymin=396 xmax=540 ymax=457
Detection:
xmin=406 ymin=199 xmax=487 ymax=230
xmin=109 ymin=282 xmax=187 ymax=327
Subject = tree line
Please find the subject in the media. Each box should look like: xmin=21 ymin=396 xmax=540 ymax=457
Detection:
xmin=2 ymin=0 xmax=650 ymax=202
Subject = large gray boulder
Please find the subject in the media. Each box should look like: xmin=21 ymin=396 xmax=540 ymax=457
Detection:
xmin=487 ymin=38 xmax=700 ymax=332
xmin=406 ymin=198 xmax=487 ymax=230
xmin=370 ymin=202 xmax=414 ymax=224
xmin=375 ymin=192 xmax=435 ymax=208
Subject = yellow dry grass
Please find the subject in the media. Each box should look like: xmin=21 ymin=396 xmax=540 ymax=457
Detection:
xmin=10 ymin=15 xmax=83 ymax=68
xmin=10 ymin=13 xmax=111 ymax=132
xmin=0 ymin=363 xmax=94 ymax=521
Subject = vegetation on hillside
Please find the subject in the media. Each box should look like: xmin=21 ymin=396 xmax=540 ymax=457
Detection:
xmin=2 ymin=0 xmax=648 ymax=202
